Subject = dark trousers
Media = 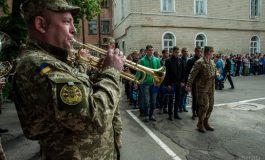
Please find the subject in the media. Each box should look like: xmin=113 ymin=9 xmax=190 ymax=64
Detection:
xmin=215 ymin=78 xmax=223 ymax=90
xmin=159 ymin=84 xmax=168 ymax=112
xmin=224 ymin=73 xmax=234 ymax=88
xmin=191 ymin=84 xmax=199 ymax=116
xmin=161 ymin=94 xmax=170 ymax=112
xmin=168 ymin=84 xmax=181 ymax=117
xmin=124 ymin=80 xmax=130 ymax=100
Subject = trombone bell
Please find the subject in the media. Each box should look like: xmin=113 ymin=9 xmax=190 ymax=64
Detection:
xmin=0 ymin=32 xmax=12 ymax=78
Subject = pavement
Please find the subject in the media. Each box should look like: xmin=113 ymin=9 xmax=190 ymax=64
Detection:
xmin=0 ymin=75 xmax=265 ymax=160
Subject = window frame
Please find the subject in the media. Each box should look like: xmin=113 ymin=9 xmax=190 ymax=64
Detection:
xmin=250 ymin=0 xmax=261 ymax=18
xmin=121 ymin=0 xmax=125 ymax=19
xmin=162 ymin=32 xmax=176 ymax=52
xmin=101 ymin=20 xmax=110 ymax=35
xmin=88 ymin=20 xmax=97 ymax=35
xmin=249 ymin=36 xmax=260 ymax=54
xmin=101 ymin=0 xmax=109 ymax=8
xmin=194 ymin=0 xmax=207 ymax=15
xmin=122 ymin=41 xmax=126 ymax=53
xmin=194 ymin=33 xmax=207 ymax=48
xmin=160 ymin=0 xmax=176 ymax=13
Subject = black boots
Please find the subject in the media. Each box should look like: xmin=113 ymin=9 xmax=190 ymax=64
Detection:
xmin=204 ymin=119 xmax=214 ymax=131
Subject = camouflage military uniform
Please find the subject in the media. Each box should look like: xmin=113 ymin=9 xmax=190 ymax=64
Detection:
xmin=187 ymin=57 xmax=215 ymax=131
xmin=0 ymin=137 xmax=6 ymax=160
xmin=13 ymin=39 xmax=122 ymax=159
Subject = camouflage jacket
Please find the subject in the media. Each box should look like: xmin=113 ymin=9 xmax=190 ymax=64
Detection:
xmin=187 ymin=57 xmax=216 ymax=93
xmin=13 ymin=39 xmax=122 ymax=160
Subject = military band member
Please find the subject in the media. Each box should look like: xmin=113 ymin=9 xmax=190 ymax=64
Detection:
xmin=13 ymin=0 xmax=124 ymax=159
xmin=186 ymin=46 xmax=216 ymax=133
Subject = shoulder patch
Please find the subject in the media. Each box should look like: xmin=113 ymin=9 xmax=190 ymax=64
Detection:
xmin=36 ymin=63 xmax=51 ymax=75
xmin=60 ymin=83 xmax=83 ymax=105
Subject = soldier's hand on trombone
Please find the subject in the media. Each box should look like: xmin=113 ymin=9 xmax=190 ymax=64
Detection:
xmin=102 ymin=48 xmax=125 ymax=72
xmin=78 ymin=48 xmax=91 ymax=60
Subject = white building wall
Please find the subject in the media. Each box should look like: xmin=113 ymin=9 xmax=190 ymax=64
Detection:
xmin=112 ymin=0 xmax=265 ymax=55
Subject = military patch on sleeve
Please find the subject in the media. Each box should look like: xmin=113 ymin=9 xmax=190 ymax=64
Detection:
xmin=35 ymin=63 xmax=51 ymax=75
xmin=60 ymin=83 xmax=83 ymax=105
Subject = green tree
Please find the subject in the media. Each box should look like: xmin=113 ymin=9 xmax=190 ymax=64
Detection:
xmin=0 ymin=0 xmax=26 ymax=61
xmin=69 ymin=0 xmax=101 ymax=20
xmin=68 ymin=0 xmax=102 ymax=43
xmin=0 ymin=0 xmax=9 ymax=14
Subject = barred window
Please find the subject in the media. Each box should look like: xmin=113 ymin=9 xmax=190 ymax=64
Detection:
xmin=88 ymin=20 xmax=97 ymax=35
xmin=195 ymin=0 xmax=206 ymax=15
xmin=162 ymin=33 xmax=175 ymax=51
xmin=101 ymin=0 xmax=109 ymax=8
xmin=161 ymin=0 xmax=175 ymax=12
xmin=250 ymin=0 xmax=260 ymax=18
xmin=101 ymin=21 xmax=110 ymax=34
xmin=195 ymin=34 xmax=206 ymax=48
xmin=250 ymin=36 xmax=260 ymax=54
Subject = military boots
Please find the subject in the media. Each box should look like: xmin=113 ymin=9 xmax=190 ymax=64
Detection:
xmin=204 ymin=118 xmax=214 ymax=131
xmin=197 ymin=119 xmax=206 ymax=133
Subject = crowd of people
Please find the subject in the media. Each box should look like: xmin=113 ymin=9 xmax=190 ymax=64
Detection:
xmin=1 ymin=0 xmax=265 ymax=159
xmin=214 ymin=53 xmax=265 ymax=90
xmin=124 ymin=46 xmax=201 ymax=121
xmin=228 ymin=53 xmax=265 ymax=76
xmin=124 ymin=45 xmax=265 ymax=131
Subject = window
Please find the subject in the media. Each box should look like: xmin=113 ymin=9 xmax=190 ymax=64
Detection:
xmin=88 ymin=20 xmax=97 ymax=35
xmin=121 ymin=0 xmax=125 ymax=19
xmin=250 ymin=0 xmax=260 ymax=18
xmin=101 ymin=20 xmax=110 ymax=34
xmin=113 ymin=2 xmax=117 ymax=26
xmin=161 ymin=0 xmax=175 ymax=12
xmin=162 ymin=32 xmax=175 ymax=51
xmin=250 ymin=36 xmax=260 ymax=54
xmin=195 ymin=0 xmax=206 ymax=15
xmin=122 ymin=41 xmax=126 ymax=53
xmin=195 ymin=33 xmax=206 ymax=48
xmin=101 ymin=0 xmax=109 ymax=8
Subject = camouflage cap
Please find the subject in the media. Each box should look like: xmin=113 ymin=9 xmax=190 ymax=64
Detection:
xmin=22 ymin=0 xmax=80 ymax=21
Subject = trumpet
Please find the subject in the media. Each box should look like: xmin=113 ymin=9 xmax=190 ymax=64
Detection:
xmin=71 ymin=39 xmax=166 ymax=86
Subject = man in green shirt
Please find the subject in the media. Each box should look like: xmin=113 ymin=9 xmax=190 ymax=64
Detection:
xmin=136 ymin=45 xmax=161 ymax=122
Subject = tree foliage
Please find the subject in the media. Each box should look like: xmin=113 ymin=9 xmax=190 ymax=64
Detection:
xmin=0 ymin=0 xmax=10 ymax=14
xmin=0 ymin=15 xmax=27 ymax=60
xmin=0 ymin=0 xmax=26 ymax=61
xmin=69 ymin=0 xmax=101 ymax=20
xmin=0 ymin=0 xmax=103 ymax=61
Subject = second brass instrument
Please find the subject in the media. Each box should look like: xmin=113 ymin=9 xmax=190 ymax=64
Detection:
xmin=0 ymin=31 xmax=12 ymax=78
xmin=71 ymin=39 xmax=166 ymax=86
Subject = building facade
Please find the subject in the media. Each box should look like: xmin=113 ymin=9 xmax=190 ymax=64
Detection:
xmin=70 ymin=0 xmax=114 ymax=48
xmin=112 ymin=0 xmax=265 ymax=55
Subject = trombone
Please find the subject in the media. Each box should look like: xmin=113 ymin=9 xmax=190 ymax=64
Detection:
xmin=0 ymin=31 xmax=12 ymax=78
xmin=71 ymin=39 xmax=166 ymax=86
